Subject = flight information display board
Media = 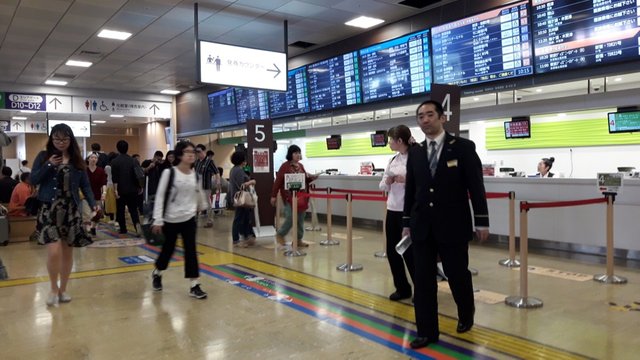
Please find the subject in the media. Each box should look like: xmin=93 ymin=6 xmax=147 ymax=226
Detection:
xmin=533 ymin=0 xmax=640 ymax=73
xmin=307 ymin=51 xmax=362 ymax=112
xmin=235 ymin=88 xmax=269 ymax=123
xmin=268 ymin=67 xmax=310 ymax=118
xmin=359 ymin=29 xmax=431 ymax=103
xmin=208 ymin=88 xmax=238 ymax=129
xmin=432 ymin=1 xmax=533 ymax=86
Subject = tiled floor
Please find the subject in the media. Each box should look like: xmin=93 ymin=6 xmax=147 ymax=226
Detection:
xmin=0 ymin=213 xmax=638 ymax=359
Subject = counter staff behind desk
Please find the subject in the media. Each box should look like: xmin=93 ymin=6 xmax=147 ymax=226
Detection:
xmin=537 ymin=157 xmax=555 ymax=178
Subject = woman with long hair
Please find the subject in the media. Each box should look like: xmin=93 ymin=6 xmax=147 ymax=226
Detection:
xmin=229 ymin=151 xmax=256 ymax=247
xmin=86 ymin=152 xmax=107 ymax=235
xmin=30 ymin=123 xmax=98 ymax=306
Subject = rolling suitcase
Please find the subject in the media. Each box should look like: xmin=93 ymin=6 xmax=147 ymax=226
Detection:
xmin=0 ymin=216 xmax=8 ymax=246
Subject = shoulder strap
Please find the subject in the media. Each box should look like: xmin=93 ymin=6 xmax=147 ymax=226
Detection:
xmin=163 ymin=167 xmax=175 ymax=217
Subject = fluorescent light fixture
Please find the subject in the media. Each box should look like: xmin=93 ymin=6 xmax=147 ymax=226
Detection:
xmin=535 ymin=88 xmax=542 ymax=92
xmin=473 ymin=97 xmax=479 ymax=101
xmin=110 ymin=114 xmax=124 ymax=118
xmin=92 ymin=120 xmax=106 ymax=124
xmin=20 ymin=110 xmax=37 ymax=114
xmin=160 ymin=89 xmax=180 ymax=95
xmin=615 ymin=77 xmax=622 ymax=82
xmin=45 ymin=79 xmax=68 ymax=86
xmin=66 ymin=59 xmax=93 ymax=67
xmin=12 ymin=116 xmax=27 ymax=120
xmin=345 ymin=16 xmax=385 ymax=29
xmin=97 ymin=29 xmax=132 ymax=41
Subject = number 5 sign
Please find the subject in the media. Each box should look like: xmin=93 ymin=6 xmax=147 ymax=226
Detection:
xmin=430 ymin=84 xmax=461 ymax=136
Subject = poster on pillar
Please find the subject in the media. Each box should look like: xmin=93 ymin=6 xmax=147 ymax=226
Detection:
xmin=246 ymin=119 xmax=275 ymax=226
xmin=430 ymin=84 xmax=461 ymax=136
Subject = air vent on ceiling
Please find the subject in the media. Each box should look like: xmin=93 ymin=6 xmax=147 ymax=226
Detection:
xmin=78 ymin=50 xmax=103 ymax=58
xmin=398 ymin=0 xmax=439 ymax=9
xmin=51 ymin=73 xmax=76 ymax=80
xmin=289 ymin=41 xmax=316 ymax=49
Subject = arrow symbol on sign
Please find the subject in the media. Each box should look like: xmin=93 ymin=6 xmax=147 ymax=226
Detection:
xmin=49 ymin=97 xmax=62 ymax=110
xmin=267 ymin=63 xmax=281 ymax=78
xmin=13 ymin=122 xmax=22 ymax=129
xmin=150 ymin=104 xmax=160 ymax=115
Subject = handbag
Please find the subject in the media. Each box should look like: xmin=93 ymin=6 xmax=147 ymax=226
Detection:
xmin=233 ymin=186 xmax=255 ymax=208
xmin=24 ymin=196 xmax=41 ymax=216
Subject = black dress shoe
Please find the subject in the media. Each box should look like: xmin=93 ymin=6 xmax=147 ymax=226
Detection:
xmin=456 ymin=321 xmax=473 ymax=333
xmin=389 ymin=291 xmax=411 ymax=301
xmin=409 ymin=336 xmax=438 ymax=349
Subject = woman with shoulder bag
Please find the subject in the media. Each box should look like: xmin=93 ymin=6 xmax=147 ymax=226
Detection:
xmin=229 ymin=151 xmax=257 ymax=247
xmin=30 ymin=123 xmax=98 ymax=306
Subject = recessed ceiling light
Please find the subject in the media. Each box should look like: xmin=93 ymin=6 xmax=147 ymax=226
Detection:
xmin=66 ymin=59 xmax=93 ymax=67
xmin=535 ymin=88 xmax=542 ymax=92
xmin=45 ymin=80 xmax=68 ymax=86
xmin=92 ymin=120 xmax=106 ymax=124
xmin=12 ymin=116 xmax=27 ymax=120
xmin=97 ymin=29 xmax=132 ymax=41
xmin=110 ymin=114 xmax=124 ymax=118
xmin=161 ymin=89 xmax=180 ymax=95
xmin=345 ymin=16 xmax=385 ymax=29
xmin=614 ymin=77 xmax=622 ymax=82
xmin=20 ymin=110 xmax=37 ymax=114
xmin=473 ymin=97 xmax=479 ymax=101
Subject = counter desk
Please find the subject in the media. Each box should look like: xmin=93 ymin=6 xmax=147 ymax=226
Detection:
xmin=311 ymin=175 xmax=640 ymax=254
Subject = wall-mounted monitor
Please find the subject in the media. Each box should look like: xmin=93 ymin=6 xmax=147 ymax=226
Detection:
xmin=532 ymin=0 xmax=640 ymax=74
xmin=370 ymin=132 xmax=388 ymax=147
xmin=326 ymin=135 xmax=342 ymax=150
xmin=268 ymin=67 xmax=310 ymax=118
xmin=504 ymin=116 xmax=530 ymax=139
xmin=234 ymin=88 xmax=269 ymax=123
xmin=359 ymin=29 xmax=431 ymax=103
xmin=608 ymin=111 xmax=640 ymax=134
xmin=207 ymin=88 xmax=238 ymax=129
xmin=307 ymin=51 xmax=362 ymax=112
xmin=432 ymin=1 xmax=533 ymax=86
xmin=47 ymin=120 xmax=91 ymax=137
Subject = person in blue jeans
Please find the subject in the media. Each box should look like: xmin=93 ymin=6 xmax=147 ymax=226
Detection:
xmin=229 ymin=151 xmax=256 ymax=247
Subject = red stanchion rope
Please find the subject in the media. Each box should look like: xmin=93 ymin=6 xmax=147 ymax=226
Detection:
xmin=351 ymin=195 xmax=387 ymax=202
xmin=308 ymin=193 xmax=347 ymax=200
xmin=520 ymin=197 xmax=607 ymax=211
xmin=486 ymin=192 xmax=510 ymax=199
xmin=330 ymin=188 xmax=385 ymax=195
xmin=309 ymin=187 xmax=328 ymax=192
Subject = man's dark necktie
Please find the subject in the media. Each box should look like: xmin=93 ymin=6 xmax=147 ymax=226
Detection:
xmin=428 ymin=141 xmax=438 ymax=177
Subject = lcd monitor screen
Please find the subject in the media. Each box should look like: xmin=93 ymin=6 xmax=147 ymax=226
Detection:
xmin=307 ymin=51 xmax=362 ymax=112
xmin=608 ymin=111 xmax=640 ymax=133
xmin=268 ymin=67 xmax=310 ymax=118
xmin=208 ymin=88 xmax=238 ymax=129
xmin=432 ymin=1 xmax=533 ymax=86
xmin=532 ymin=0 xmax=640 ymax=74
xmin=326 ymin=136 xmax=342 ymax=150
xmin=359 ymin=29 xmax=431 ymax=103
xmin=235 ymin=88 xmax=269 ymax=123
xmin=370 ymin=133 xmax=388 ymax=147
xmin=504 ymin=117 xmax=531 ymax=138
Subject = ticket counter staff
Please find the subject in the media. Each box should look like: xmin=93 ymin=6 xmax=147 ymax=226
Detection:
xmin=537 ymin=157 xmax=555 ymax=178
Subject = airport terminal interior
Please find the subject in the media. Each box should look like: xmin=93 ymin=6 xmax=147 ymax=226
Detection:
xmin=2 ymin=0 xmax=640 ymax=359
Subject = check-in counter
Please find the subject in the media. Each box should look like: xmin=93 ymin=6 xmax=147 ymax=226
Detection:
xmin=312 ymin=175 xmax=640 ymax=253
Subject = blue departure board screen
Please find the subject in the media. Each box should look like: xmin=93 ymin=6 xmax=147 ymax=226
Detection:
xmin=359 ymin=29 xmax=431 ymax=103
xmin=307 ymin=51 xmax=361 ymax=111
xmin=533 ymin=0 xmax=640 ymax=73
xmin=235 ymin=88 xmax=269 ymax=123
xmin=268 ymin=67 xmax=310 ymax=118
xmin=432 ymin=1 xmax=533 ymax=86
xmin=208 ymin=88 xmax=238 ymax=129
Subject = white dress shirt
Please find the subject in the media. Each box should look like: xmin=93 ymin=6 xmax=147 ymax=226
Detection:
xmin=379 ymin=152 xmax=408 ymax=212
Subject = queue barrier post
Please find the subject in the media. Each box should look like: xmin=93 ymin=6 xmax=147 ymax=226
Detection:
xmin=306 ymin=185 xmax=321 ymax=231
xmin=374 ymin=191 xmax=388 ymax=258
xmin=320 ymin=187 xmax=340 ymax=246
xmin=337 ymin=193 xmax=363 ymax=272
xmin=505 ymin=201 xmax=543 ymax=309
xmin=499 ymin=191 xmax=521 ymax=268
xmin=284 ymin=190 xmax=306 ymax=257
xmin=593 ymin=193 xmax=627 ymax=284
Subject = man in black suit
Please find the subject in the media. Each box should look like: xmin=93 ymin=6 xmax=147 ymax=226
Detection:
xmin=402 ymin=100 xmax=489 ymax=349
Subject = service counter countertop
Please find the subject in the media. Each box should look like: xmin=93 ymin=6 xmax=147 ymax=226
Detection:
xmin=311 ymin=175 xmax=640 ymax=252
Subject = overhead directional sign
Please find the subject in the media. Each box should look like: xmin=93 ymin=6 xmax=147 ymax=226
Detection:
xmin=71 ymin=97 xmax=171 ymax=118
xmin=46 ymin=95 xmax=72 ymax=113
xmin=6 ymin=93 xmax=47 ymax=111
xmin=47 ymin=120 xmax=91 ymax=137
xmin=199 ymin=40 xmax=287 ymax=91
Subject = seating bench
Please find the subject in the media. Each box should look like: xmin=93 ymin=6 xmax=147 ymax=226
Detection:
xmin=8 ymin=216 xmax=37 ymax=242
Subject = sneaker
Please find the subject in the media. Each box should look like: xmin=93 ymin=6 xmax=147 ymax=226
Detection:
xmin=152 ymin=273 xmax=163 ymax=291
xmin=59 ymin=292 xmax=72 ymax=303
xmin=275 ymin=234 xmax=286 ymax=246
xmin=46 ymin=292 xmax=58 ymax=306
xmin=245 ymin=235 xmax=257 ymax=247
xmin=234 ymin=241 xmax=247 ymax=248
xmin=189 ymin=285 xmax=207 ymax=299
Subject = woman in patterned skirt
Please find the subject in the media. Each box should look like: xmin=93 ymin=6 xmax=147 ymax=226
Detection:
xmin=31 ymin=123 xmax=98 ymax=306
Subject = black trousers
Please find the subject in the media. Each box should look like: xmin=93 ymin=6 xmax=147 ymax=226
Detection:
xmin=155 ymin=217 xmax=199 ymax=278
xmin=412 ymin=232 xmax=474 ymax=339
xmin=385 ymin=210 xmax=415 ymax=295
xmin=116 ymin=194 xmax=141 ymax=232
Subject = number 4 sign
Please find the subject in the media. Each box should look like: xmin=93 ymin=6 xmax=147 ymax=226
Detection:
xmin=431 ymin=84 xmax=461 ymax=136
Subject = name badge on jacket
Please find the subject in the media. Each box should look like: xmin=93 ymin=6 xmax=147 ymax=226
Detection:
xmin=447 ymin=159 xmax=458 ymax=168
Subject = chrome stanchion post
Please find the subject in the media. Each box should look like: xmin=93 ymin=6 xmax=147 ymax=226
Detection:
xmin=284 ymin=189 xmax=306 ymax=257
xmin=505 ymin=202 xmax=543 ymax=308
xmin=305 ymin=184 xmax=321 ymax=231
xmin=374 ymin=191 xmax=387 ymax=258
xmin=337 ymin=193 xmax=362 ymax=271
xmin=320 ymin=187 xmax=339 ymax=246
xmin=594 ymin=193 xmax=627 ymax=284
xmin=499 ymin=191 xmax=521 ymax=267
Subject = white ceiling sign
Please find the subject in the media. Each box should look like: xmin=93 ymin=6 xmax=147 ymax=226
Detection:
xmin=199 ymin=40 xmax=287 ymax=91
xmin=45 ymin=95 xmax=72 ymax=113
xmin=71 ymin=97 xmax=171 ymax=118
xmin=48 ymin=120 xmax=91 ymax=138
xmin=8 ymin=120 xmax=25 ymax=133
xmin=26 ymin=120 xmax=47 ymax=133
